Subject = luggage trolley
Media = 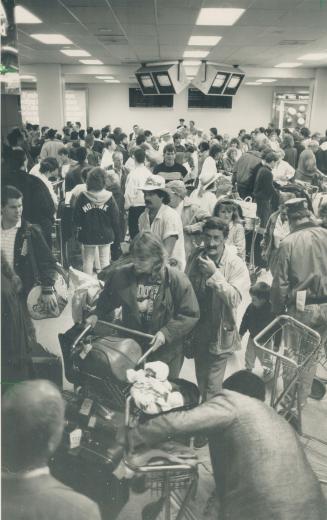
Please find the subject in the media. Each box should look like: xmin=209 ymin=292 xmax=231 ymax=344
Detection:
xmin=63 ymin=321 xmax=199 ymax=519
xmin=124 ymin=395 xmax=199 ymax=520
xmin=254 ymin=315 xmax=322 ymax=435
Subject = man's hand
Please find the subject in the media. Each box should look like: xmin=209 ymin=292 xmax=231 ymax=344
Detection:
xmin=85 ymin=314 xmax=98 ymax=328
xmin=198 ymin=255 xmax=216 ymax=277
xmin=12 ymin=274 xmax=23 ymax=294
xmin=149 ymin=331 xmax=165 ymax=352
xmin=39 ymin=293 xmax=58 ymax=314
xmin=184 ymin=223 xmax=203 ymax=234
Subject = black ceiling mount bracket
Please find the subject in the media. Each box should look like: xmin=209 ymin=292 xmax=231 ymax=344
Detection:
xmin=202 ymin=60 xmax=208 ymax=82
xmin=177 ymin=59 xmax=182 ymax=81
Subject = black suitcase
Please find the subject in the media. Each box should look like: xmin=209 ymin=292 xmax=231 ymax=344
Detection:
xmin=31 ymin=343 xmax=63 ymax=388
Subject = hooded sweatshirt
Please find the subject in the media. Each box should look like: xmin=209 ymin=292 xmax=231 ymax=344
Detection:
xmin=73 ymin=189 xmax=120 ymax=245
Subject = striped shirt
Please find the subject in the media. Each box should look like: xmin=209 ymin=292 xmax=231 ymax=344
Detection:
xmin=1 ymin=220 xmax=21 ymax=269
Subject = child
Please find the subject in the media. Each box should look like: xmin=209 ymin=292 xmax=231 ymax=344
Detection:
xmin=240 ymin=282 xmax=274 ymax=379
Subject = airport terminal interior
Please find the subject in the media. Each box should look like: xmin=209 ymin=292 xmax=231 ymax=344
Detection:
xmin=1 ymin=1 xmax=327 ymax=519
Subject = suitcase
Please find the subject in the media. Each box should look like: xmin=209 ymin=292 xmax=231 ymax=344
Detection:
xmin=31 ymin=343 xmax=63 ymax=388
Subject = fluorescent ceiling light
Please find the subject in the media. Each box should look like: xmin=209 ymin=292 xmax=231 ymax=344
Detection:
xmin=20 ymin=75 xmax=36 ymax=81
xmin=275 ymin=62 xmax=302 ymax=68
xmin=96 ymin=76 xmax=115 ymax=80
xmin=183 ymin=60 xmax=201 ymax=66
xmin=196 ymin=8 xmax=245 ymax=26
xmin=79 ymin=59 xmax=104 ymax=65
xmin=183 ymin=50 xmax=209 ymax=58
xmin=257 ymin=78 xmax=276 ymax=83
xmin=1 ymin=45 xmax=18 ymax=54
xmin=15 ymin=6 xmax=42 ymax=24
xmin=245 ymin=82 xmax=262 ymax=85
xmin=185 ymin=66 xmax=199 ymax=75
xmin=104 ymin=79 xmax=120 ymax=83
xmin=30 ymin=34 xmax=72 ymax=44
xmin=298 ymin=53 xmax=327 ymax=61
xmin=188 ymin=36 xmax=222 ymax=46
xmin=60 ymin=49 xmax=90 ymax=57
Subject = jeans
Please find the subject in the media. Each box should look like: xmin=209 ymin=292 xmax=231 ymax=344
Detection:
xmin=245 ymin=336 xmax=273 ymax=371
xmin=194 ymin=345 xmax=230 ymax=400
xmin=82 ymin=244 xmax=111 ymax=275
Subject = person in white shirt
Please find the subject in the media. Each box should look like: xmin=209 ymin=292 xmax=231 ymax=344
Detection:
xmin=124 ymin=147 xmax=152 ymax=239
xmin=272 ymin=149 xmax=295 ymax=186
xmin=190 ymin=168 xmax=220 ymax=216
xmin=29 ymin=158 xmax=59 ymax=209
xmin=100 ymin=138 xmax=116 ymax=170
xmin=138 ymin=175 xmax=186 ymax=270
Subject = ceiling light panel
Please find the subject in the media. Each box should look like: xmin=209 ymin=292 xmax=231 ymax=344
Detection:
xmin=275 ymin=63 xmax=302 ymax=68
xmin=183 ymin=60 xmax=201 ymax=66
xmin=183 ymin=50 xmax=209 ymax=58
xmin=30 ymin=34 xmax=72 ymax=44
xmin=96 ymin=76 xmax=115 ymax=79
xmin=79 ymin=59 xmax=104 ymax=64
xmin=196 ymin=8 xmax=245 ymax=26
xmin=245 ymin=82 xmax=262 ymax=85
xmin=298 ymin=53 xmax=327 ymax=60
xmin=257 ymin=79 xmax=276 ymax=82
xmin=15 ymin=6 xmax=42 ymax=24
xmin=60 ymin=49 xmax=90 ymax=57
xmin=188 ymin=36 xmax=222 ymax=46
xmin=104 ymin=79 xmax=120 ymax=83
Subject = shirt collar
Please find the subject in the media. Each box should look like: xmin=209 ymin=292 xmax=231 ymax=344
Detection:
xmin=1 ymin=218 xmax=21 ymax=230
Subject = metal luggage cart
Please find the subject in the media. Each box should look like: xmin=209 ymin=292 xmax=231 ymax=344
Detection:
xmin=124 ymin=394 xmax=199 ymax=520
xmin=254 ymin=315 xmax=322 ymax=435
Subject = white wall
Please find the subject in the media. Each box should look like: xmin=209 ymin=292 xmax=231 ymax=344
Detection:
xmin=88 ymin=83 xmax=274 ymax=136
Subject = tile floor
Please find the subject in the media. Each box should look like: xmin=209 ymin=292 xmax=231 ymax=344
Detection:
xmin=33 ymin=271 xmax=327 ymax=518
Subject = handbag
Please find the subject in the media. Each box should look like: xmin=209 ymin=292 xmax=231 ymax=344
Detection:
xmin=236 ymin=196 xmax=257 ymax=219
xmin=26 ymin=229 xmax=69 ymax=320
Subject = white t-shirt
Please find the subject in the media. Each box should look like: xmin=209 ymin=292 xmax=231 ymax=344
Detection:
xmin=100 ymin=149 xmax=114 ymax=169
xmin=124 ymin=164 xmax=152 ymax=209
xmin=138 ymin=204 xmax=186 ymax=270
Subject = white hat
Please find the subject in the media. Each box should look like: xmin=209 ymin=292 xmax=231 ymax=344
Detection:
xmin=140 ymin=175 xmax=167 ymax=192
xmin=199 ymin=168 xmax=220 ymax=190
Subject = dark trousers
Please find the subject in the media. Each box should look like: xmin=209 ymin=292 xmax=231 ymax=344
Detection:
xmin=128 ymin=206 xmax=145 ymax=240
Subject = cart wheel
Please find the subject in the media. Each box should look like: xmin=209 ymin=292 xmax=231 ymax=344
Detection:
xmin=310 ymin=377 xmax=326 ymax=401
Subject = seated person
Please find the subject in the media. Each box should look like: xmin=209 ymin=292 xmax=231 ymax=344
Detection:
xmin=2 ymin=380 xmax=101 ymax=520
xmin=126 ymin=370 xmax=326 ymax=520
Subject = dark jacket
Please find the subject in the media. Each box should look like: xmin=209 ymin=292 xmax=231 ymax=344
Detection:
xmin=129 ymin=391 xmax=326 ymax=520
xmin=3 ymin=170 xmax=55 ymax=239
xmin=283 ymin=146 xmax=297 ymax=168
xmin=73 ymin=190 xmax=120 ymax=245
xmin=95 ymin=263 xmax=200 ymax=366
xmin=2 ymin=473 xmax=101 ymax=520
xmin=13 ymin=220 xmax=57 ymax=296
xmin=253 ymin=165 xmax=277 ymax=201
xmin=65 ymin=162 xmax=88 ymax=191
xmin=116 ymin=144 xmax=129 ymax=164
xmin=271 ymin=222 xmax=327 ymax=313
xmin=239 ymin=302 xmax=274 ymax=338
xmin=232 ymin=150 xmax=262 ymax=198
xmin=108 ymin=183 xmax=126 ymax=241
xmin=316 ymin=143 xmax=327 ymax=175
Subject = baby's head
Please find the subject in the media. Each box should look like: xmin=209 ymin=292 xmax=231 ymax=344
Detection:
xmin=249 ymin=281 xmax=271 ymax=308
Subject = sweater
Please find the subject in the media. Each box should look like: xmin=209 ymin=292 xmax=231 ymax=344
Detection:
xmin=239 ymin=302 xmax=274 ymax=338
xmin=73 ymin=189 xmax=120 ymax=245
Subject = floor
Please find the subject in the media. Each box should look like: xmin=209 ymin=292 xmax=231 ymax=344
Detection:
xmin=33 ymin=269 xmax=327 ymax=519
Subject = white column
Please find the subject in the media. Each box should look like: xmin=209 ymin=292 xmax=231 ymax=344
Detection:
xmin=35 ymin=64 xmax=65 ymax=130
xmin=310 ymin=68 xmax=327 ymax=134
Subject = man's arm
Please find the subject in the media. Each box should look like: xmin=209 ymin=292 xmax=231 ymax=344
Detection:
xmin=30 ymin=226 xmax=57 ymax=288
xmin=271 ymin=243 xmax=290 ymax=315
xmin=128 ymin=393 xmax=235 ymax=451
xmin=163 ymin=235 xmax=178 ymax=258
xmin=206 ymin=256 xmax=250 ymax=309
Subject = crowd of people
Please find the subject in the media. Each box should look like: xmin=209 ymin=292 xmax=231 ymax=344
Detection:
xmin=1 ymin=117 xmax=327 ymax=519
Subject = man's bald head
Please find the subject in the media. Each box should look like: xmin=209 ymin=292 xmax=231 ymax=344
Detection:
xmin=2 ymin=380 xmax=65 ymax=472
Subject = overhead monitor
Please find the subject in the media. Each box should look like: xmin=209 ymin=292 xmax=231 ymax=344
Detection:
xmin=208 ymin=72 xmax=231 ymax=95
xmin=192 ymin=63 xmax=245 ymax=96
xmin=224 ymin=73 xmax=244 ymax=95
xmin=135 ymin=63 xmax=189 ymax=95
xmin=135 ymin=72 xmax=158 ymax=95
